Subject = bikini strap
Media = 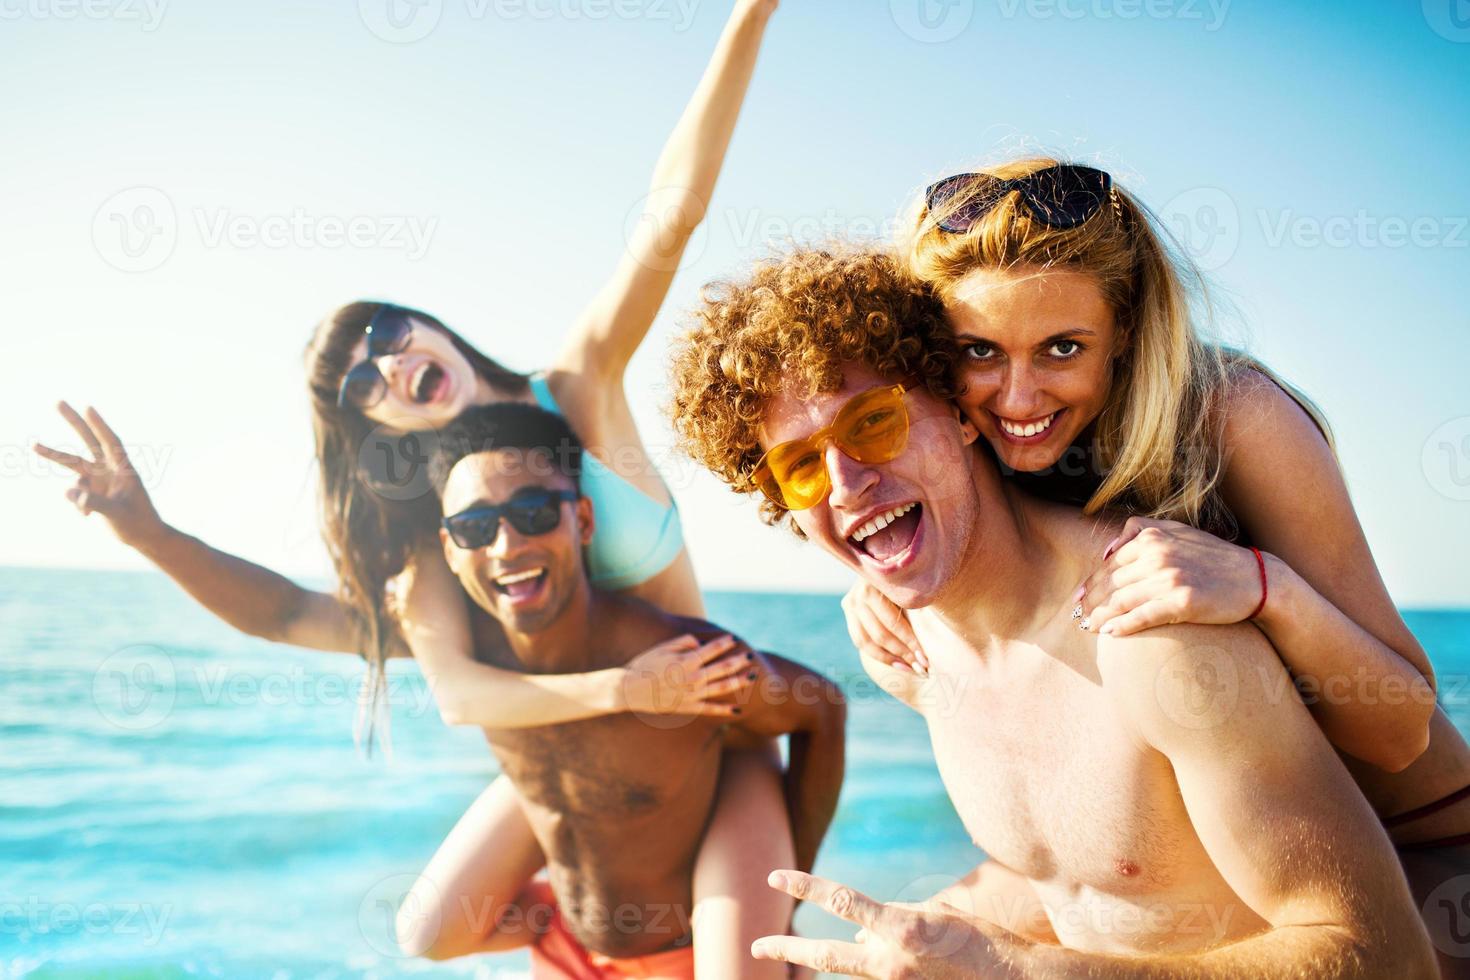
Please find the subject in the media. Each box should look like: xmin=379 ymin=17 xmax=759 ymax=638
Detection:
xmin=1382 ymin=781 xmax=1470 ymax=828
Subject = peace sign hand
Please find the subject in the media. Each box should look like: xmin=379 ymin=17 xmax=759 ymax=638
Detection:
xmin=32 ymin=402 xmax=164 ymax=548
xmin=752 ymin=870 xmax=1030 ymax=978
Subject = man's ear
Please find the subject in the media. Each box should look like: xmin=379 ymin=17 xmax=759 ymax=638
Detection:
xmin=577 ymin=495 xmax=596 ymax=546
xmin=953 ymin=403 xmax=981 ymax=446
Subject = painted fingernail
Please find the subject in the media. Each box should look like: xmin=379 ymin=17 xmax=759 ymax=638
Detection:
xmin=1071 ymin=604 xmax=1084 ymax=621
xmin=1078 ymin=617 xmax=1091 ymax=631
xmin=1069 ymin=585 xmax=1085 ymax=605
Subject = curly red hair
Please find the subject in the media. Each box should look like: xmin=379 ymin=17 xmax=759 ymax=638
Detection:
xmin=668 ymin=245 xmax=958 ymax=528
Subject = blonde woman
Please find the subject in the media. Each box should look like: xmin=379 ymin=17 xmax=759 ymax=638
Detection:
xmin=840 ymin=157 xmax=1469 ymax=969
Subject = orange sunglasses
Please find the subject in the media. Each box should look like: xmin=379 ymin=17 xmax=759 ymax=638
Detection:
xmin=751 ymin=384 xmax=910 ymax=510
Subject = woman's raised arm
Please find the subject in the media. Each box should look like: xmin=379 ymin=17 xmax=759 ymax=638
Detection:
xmin=553 ymin=0 xmax=777 ymax=388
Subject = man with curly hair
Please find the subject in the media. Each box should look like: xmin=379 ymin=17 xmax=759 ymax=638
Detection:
xmin=667 ymin=246 xmax=1435 ymax=977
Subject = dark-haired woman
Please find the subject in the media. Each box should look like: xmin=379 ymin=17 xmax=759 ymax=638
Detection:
xmin=35 ymin=2 xmax=812 ymax=972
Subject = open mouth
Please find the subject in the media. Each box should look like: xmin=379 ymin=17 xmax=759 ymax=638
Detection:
xmin=993 ymin=409 xmax=1064 ymax=445
xmin=847 ymin=502 xmax=923 ymax=566
xmin=493 ymin=567 xmax=548 ymax=604
xmin=409 ymin=362 xmax=448 ymax=405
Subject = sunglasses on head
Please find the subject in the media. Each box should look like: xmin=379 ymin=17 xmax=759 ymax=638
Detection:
xmin=337 ymin=305 xmax=416 ymax=410
xmin=752 ymin=384 xmax=910 ymax=512
xmin=925 ymin=164 xmax=1116 ymax=235
xmin=442 ymin=486 xmax=581 ymax=550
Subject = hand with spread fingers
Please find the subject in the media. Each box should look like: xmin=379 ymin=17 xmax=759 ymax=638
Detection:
xmin=841 ymin=580 xmax=930 ymax=676
xmin=32 ymin=401 xmax=165 ymax=549
xmin=622 ymin=632 xmax=762 ymax=718
xmin=1073 ymin=515 xmax=1268 ymax=637
xmin=751 ymin=870 xmax=1029 ymax=979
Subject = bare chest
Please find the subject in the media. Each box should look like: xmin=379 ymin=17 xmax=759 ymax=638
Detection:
xmin=907 ymin=620 xmax=1223 ymax=891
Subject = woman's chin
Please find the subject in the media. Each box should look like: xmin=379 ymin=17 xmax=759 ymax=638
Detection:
xmin=990 ymin=438 xmax=1066 ymax=476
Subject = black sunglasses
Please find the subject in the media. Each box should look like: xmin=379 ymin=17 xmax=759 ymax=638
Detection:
xmin=442 ymin=487 xmax=581 ymax=550
xmin=925 ymin=164 xmax=1116 ymax=234
xmin=337 ymin=306 xmax=416 ymax=410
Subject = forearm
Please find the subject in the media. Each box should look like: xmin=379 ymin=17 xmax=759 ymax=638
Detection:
xmin=648 ymin=0 xmax=773 ymax=229
xmin=132 ymin=521 xmax=355 ymax=652
xmin=1254 ymin=553 xmax=1435 ymax=770
xmin=424 ymin=658 xmax=629 ymax=729
xmin=782 ymin=698 xmax=846 ymax=874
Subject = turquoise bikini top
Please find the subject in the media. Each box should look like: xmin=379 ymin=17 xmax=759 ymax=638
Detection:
xmin=528 ymin=374 xmax=685 ymax=591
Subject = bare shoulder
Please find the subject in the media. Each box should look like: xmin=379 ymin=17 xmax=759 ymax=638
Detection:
xmin=605 ymin=594 xmax=732 ymax=654
xmin=1219 ymin=366 xmax=1329 ymax=460
xmin=1095 ymin=622 xmax=1291 ymax=744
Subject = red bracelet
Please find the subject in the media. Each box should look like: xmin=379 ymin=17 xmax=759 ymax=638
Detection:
xmin=1248 ymin=546 xmax=1269 ymax=620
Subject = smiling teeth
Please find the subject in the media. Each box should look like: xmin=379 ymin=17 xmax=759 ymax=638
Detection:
xmin=496 ymin=569 xmax=543 ymax=586
xmin=999 ymin=412 xmax=1058 ymax=438
xmin=851 ymin=503 xmax=916 ymax=543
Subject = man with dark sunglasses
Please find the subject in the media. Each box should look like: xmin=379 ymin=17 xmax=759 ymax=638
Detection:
xmin=426 ymin=403 xmax=847 ymax=979
xmin=668 ymin=247 xmax=1437 ymax=977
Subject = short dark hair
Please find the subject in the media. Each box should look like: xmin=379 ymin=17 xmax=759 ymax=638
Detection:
xmin=429 ymin=404 xmax=585 ymax=496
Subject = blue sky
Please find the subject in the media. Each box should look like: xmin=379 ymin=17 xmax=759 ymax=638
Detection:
xmin=3 ymin=0 xmax=1468 ymax=604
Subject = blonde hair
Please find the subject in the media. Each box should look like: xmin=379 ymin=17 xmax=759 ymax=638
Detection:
xmin=905 ymin=157 xmax=1333 ymax=538
xmin=669 ymin=245 xmax=958 ymax=531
